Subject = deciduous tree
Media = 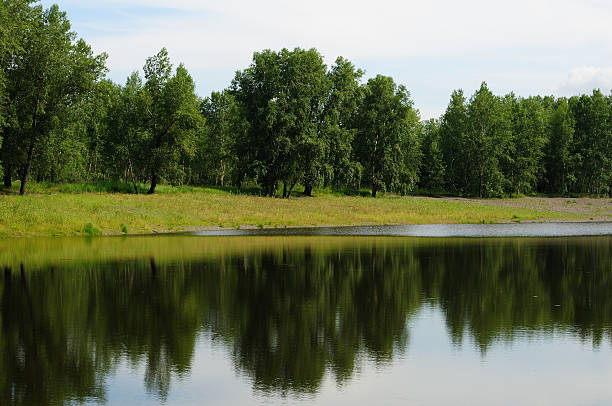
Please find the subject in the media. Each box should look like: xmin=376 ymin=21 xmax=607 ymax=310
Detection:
xmin=141 ymin=48 xmax=203 ymax=194
xmin=4 ymin=4 xmax=106 ymax=195
xmin=354 ymin=75 xmax=420 ymax=197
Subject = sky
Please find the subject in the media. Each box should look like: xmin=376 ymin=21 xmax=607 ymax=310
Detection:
xmin=41 ymin=0 xmax=612 ymax=119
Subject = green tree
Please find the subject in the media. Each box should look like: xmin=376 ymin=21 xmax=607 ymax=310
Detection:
xmin=439 ymin=90 xmax=468 ymax=194
xmin=232 ymin=49 xmax=281 ymax=195
xmin=544 ymin=98 xmax=575 ymax=194
xmin=354 ymin=75 xmax=420 ymax=197
xmin=464 ymin=82 xmax=509 ymax=197
xmin=100 ymin=74 xmax=146 ymax=192
xmin=570 ymin=91 xmax=612 ymax=195
xmin=0 ymin=0 xmax=35 ymax=131
xmin=232 ymin=48 xmax=329 ymax=197
xmin=0 ymin=0 xmax=34 ymax=187
xmin=321 ymin=57 xmax=363 ymax=191
xmin=418 ymin=119 xmax=445 ymax=192
xmin=284 ymin=48 xmax=330 ymax=197
xmin=504 ymin=96 xmax=547 ymax=196
xmin=28 ymin=79 xmax=119 ymax=184
xmin=141 ymin=48 xmax=203 ymax=194
xmin=199 ymin=90 xmax=242 ymax=186
xmin=3 ymin=4 xmax=106 ymax=195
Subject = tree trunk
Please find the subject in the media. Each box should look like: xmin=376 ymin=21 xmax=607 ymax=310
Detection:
xmin=128 ymin=157 xmax=138 ymax=194
xmin=220 ymin=162 xmax=225 ymax=187
xmin=147 ymin=171 xmax=158 ymax=194
xmin=303 ymin=184 xmax=312 ymax=197
xmin=282 ymin=182 xmax=288 ymax=199
xmin=21 ymin=96 xmax=40 ymax=196
xmin=288 ymin=181 xmax=297 ymax=198
xmin=3 ymin=163 xmax=11 ymax=188
xmin=371 ymin=164 xmax=377 ymax=197
xmin=19 ymin=141 xmax=35 ymax=195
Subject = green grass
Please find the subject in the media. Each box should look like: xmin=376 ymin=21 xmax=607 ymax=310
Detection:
xmin=0 ymin=182 xmax=591 ymax=237
xmin=1 ymin=180 xmax=203 ymax=195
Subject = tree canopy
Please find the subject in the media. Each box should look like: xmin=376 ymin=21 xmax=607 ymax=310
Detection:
xmin=1 ymin=2 xmax=611 ymax=197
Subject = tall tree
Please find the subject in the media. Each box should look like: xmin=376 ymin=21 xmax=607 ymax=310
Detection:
xmin=4 ymin=4 xmax=106 ymax=195
xmin=504 ymin=96 xmax=547 ymax=196
xmin=321 ymin=57 xmax=363 ymax=191
xmin=439 ymin=90 xmax=468 ymax=194
xmin=101 ymin=73 xmax=146 ymax=191
xmin=354 ymin=75 xmax=421 ymax=197
xmin=0 ymin=0 xmax=35 ymax=186
xmin=232 ymin=49 xmax=282 ymax=195
xmin=0 ymin=0 xmax=35 ymax=128
xmin=544 ymin=98 xmax=575 ymax=194
xmin=419 ymin=119 xmax=445 ymax=192
xmin=286 ymin=48 xmax=330 ymax=197
xmin=232 ymin=48 xmax=329 ymax=197
xmin=570 ymin=91 xmax=612 ymax=195
xmin=464 ymin=82 xmax=509 ymax=197
xmin=141 ymin=48 xmax=203 ymax=194
xmin=199 ymin=90 xmax=242 ymax=186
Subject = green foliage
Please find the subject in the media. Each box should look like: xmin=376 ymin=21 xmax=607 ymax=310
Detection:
xmin=463 ymin=82 xmax=509 ymax=197
xmin=141 ymin=49 xmax=203 ymax=194
xmin=569 ymin=91 xmax=612 ymax=195
xmin=232 ymin=48 xmax=331 ymax=197
xmin=354 ymin=75 xmax=421 ymax=197
xmin=435 ymin=84 xmax=612 ymax=197
xmin=0 ymin=3 xmax=107 ymax=195
xmin=544 ymin=98 xmax=575 ymax=194
xmin=321 ymin=57 xmax=363 ymax=190
xmin=82 ymin=222 xmax=101 ymax=236
xmin=503 ymin=95 xmax=547 ymax=196
xmin=0 ymin=1 xmax=610 ymax=198
xmin=0 ymin=0 xmax=36 ymax=128
xmin=439 ymin=89 xmax=468 ymax=194
xmin=418 ymin=119 xmax=445 ymax=191
xmin=197 ymin=90 xmax=243 ymax=186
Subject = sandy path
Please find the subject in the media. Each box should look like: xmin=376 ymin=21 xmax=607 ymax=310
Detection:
xmin=421 ymin=196 xmax=612 ymax=222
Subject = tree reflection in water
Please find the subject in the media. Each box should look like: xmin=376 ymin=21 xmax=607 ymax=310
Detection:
xmin=0 ymin=236 xmax=610 ymax=404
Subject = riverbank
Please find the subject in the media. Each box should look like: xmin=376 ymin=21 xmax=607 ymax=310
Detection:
xmin=1 ymin=186 xmax=611 ymax=237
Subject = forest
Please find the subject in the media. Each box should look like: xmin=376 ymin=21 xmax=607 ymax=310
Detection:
xmin=1 ymin=1 xmax=611 ymax=198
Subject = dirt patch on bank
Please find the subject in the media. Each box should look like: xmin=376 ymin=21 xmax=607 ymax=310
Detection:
xmin=421 ymin=196 xmax=612 ymax=222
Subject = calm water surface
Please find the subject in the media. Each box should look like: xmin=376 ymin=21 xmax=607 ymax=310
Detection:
xmin=1 ymin=235 xmax=611 ymax=405
xmin=193 ymin=222 xmax=612 ymax=237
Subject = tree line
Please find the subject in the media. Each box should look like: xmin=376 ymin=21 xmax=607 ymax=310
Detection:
xmin=1 ymin=1 xmax=611 ymax=197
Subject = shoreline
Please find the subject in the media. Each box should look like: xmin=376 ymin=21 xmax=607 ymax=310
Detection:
xmin=1 ymin=219 xmax=611 ymax=239
xmin=187 ymin=222 xmax=612 ymax=238
xmin=1 ymin=191 xmax=610 ymax=238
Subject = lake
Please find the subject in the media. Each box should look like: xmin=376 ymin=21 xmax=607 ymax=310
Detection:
xmin=1 ymin=232 xmax=611 ymax=405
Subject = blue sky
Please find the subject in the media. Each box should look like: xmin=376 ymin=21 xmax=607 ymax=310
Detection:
xmin=42 ymin=0 xmax=612 ymax=119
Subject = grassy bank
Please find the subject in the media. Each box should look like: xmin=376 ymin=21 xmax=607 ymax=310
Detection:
xmin=0 ymin=183 xmax=610 ymax=237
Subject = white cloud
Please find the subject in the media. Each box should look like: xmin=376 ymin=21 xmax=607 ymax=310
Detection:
xmin=43 ymin=0 xmax=612 ymax=113
xmin=558 ymin=67 xmax=612 ymax=96
xmin=66 ymin=0 xmax=612 ymax=68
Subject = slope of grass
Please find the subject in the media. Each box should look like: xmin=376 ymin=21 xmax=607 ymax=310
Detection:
xmin=0 ymin=182 xmax=585 ymax=237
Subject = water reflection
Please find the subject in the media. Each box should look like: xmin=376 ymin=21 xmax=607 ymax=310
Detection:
xmin=0 ymin=236 xmax=611 ymax=405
